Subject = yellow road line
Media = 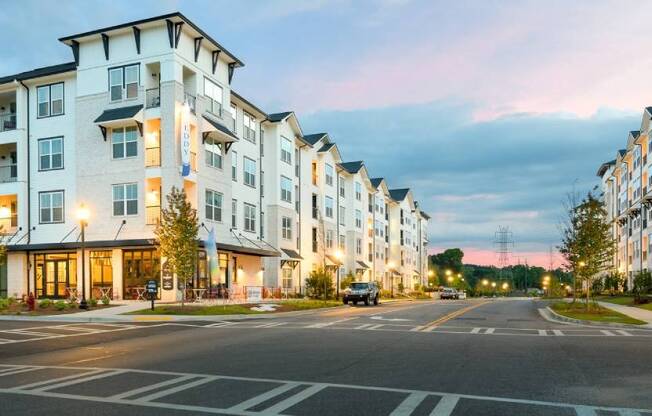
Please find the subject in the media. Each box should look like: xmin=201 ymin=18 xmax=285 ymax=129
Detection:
xmin=421 ymin=302 xmax=488 ymax=331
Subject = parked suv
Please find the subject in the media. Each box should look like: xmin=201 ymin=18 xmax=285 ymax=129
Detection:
xmin=440 ymin=287 xmax=459 ymax=300
xmin=343 ymin=282 xmax=380 ymax=306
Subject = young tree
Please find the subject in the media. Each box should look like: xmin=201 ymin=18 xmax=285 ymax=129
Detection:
xmin=155 ymin=187 xmax=199 ymax=307
xmin=559 ymin=192 xmax=615 ymax=310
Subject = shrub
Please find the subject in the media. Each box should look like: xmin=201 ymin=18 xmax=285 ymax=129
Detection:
xmin=634 ymin=271 xmax=652 ymax=303
xmin=38 ymin=299 xmax=52 ymax=309
xmin=0 ymin=298 xmax=9 ymax=309
xmin=89 ymin=298 xmax=98 ymax=307
xmin=340 ymin=272 xmax=356 ymax=290
xmin=101 ymin=296 xmax=111 ymax=306
xmin=54 ymin=300 xmax=67 ymax=311
xmin=398 ymin=282 xmax=405 ymax=293
xmin=305 ymin=267 xmax=334 ymax=299
xmin=380 ymin=289 xmax=393 ymax=299
xmin=7 ymin=297 xmax=16 ymax=306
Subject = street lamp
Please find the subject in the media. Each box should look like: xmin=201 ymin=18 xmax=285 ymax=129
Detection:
xmin=445 ymin=270 xmax=452 ymax=277
xmin=482 ymin=279 xmax=489 ymax=286
xmin=387 ymin=261 xmax=396 ymax=297
xmin=334 ymin=250 xmax=343 ymax=297
xmin=491 ymin=281 xmax=496 ymax=288
xmin=502 ymin=282 xmax=509 ymax=290
xmin=76 ymin=204 xmax=90 ymax=310
xmin=428 ymin=270 xmax=434 ymax=277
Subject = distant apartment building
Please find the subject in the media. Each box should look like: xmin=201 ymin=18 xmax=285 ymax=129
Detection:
xmin=597 ymin=114 xmax=652 ymax=289
xmin=0 ymin=12 xmax=429 ymax=300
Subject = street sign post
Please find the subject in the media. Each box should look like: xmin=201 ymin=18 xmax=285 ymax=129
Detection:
xmin=146 ymin=279 xmax=158 ymax=311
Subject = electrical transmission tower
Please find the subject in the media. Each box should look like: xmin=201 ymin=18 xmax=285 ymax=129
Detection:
xmin=494 ymin=226 xmax=515 ymax=286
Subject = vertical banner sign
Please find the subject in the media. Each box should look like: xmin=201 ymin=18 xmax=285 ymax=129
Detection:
xmin=180 ymin=101 xmax=191 ymax=177
xmin=206 ymin=227 xmax=219 ymax=285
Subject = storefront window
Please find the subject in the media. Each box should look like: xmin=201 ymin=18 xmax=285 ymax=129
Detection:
xmin=33 ymin=252 xmax=77 ymax=298
xmin=91 ymin=251 xmax=113 ymax=298
xmin=123 ymin=249 xmax=160 ymax=299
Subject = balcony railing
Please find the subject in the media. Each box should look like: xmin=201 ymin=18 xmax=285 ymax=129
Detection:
xmin=184 ymin=92 xmax=196 ymax=114
xmin=0 ymin=214 xmax=17 ymax=234
xmin=145 ymin=88 xmax=160 ymax=108
xmin=0 ymin=165 xmax=17 ymax=183
xmin=145 ymin=147 xmax=161 ymax=167
xmin=206 ymin=98 xmax=222 ymax=117
xmin=244 ymin=126 xmax=256 ymax=142
xmin=146 ymin=205 xmax=161 ymax=225
xmin=0 ymin=113 xmax=16 ymax=132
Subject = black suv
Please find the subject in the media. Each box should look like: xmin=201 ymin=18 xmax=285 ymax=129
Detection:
xmin=343 ymin=282 xmax=380 ymax=306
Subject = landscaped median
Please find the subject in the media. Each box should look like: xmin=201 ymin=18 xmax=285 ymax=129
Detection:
xmin=127 ymin=299 xmax=342 ymax=316
xmin=549 ymin=301 xmax=646 ymax=325
xmin=596 ymin=295 xmax=652 ymax=311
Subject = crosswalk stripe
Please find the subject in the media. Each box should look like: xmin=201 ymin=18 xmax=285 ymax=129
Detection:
xmin=262 ymin=384 xmax=326 ymax=414
xmin=389 ymin=392 xmax=429 ymax=416
xmin=600 ymin=330 xmax=615 ymax=336
xmin=615 ymin=330 xmax=632 ymax=337
xmin=204 ymin=322 xmax=233 ymax=328
xmin=307 ymin=317 xmax=357 ymax=328
xmin=33 ymin=370 xmax=126 ymax=392
xmin=0 ymin=367 xmax=39 ymax=377
xmin=485 ymin=328 xmax=495 ymax=334
xmin=538 ymin=330 xmax=547 ymax=336
xmin=12 ymin=369 xmax=107 ymax=391
xmin=431 ymin=395 xmax=460 ymax=416
xmin=135 ymin=376 xmax=219 ymax=402
xmin=110 ymin=375 xmax=197 ymax=400
xmin=367 ymin=324 xmax=384 ymax=330
xmin=355 ymin=324 xmax=374 ymax=330
xmin=552 ymin=330 xmax=564 ymax=336
xmin=575 ymin=405 xmax=598 ymax=415
xmin=470 ymin=328 xmax=482 ymax=334
xmin=228 ymin=382 xmax=300 ymax=411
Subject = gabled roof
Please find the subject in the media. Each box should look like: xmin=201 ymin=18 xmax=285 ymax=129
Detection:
xmin=318 ymin=142 xmax=336 ymax=152
xmin=338 ymin=161 xmax=364 ymax=174
xmin=230 ymin=90 xmax=267 ymax=118
xmin=302 ymin=133 xmax=328 ymax=146
xmin=618 ymin=149 xmax=626 ymax=157
xmin=266 ymin=112 xmax=293 ymax=123
xmin=0 ymin=61 xmax=77 ymax=86
xmin=59 ymin=12 xmax=243 ymax=67
xmin=596 ymin=159 xmax=616 ymax=177
xmin=370 ymin=178 xmax=384 ymax=189
xmin=388 ymin=188 xmax=410 ymax=202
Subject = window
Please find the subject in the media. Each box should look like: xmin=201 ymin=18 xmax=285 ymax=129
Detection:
xmin=355 ymin=209 xmax=362 ymax=229
xmin=112 ymin=126 xmax=138 ymax=159
xmin=244 ymin=203 xmax=256 ymax=232
xmin=339 ymin=176 xmax=345 ymax=198
xmin=368 ymin=193 xmax=374 ymax=213
xmin=338 ymin=235 xmax=345 ymax=250
xmin=282 ymin=268 xmax=293 ymax=289
xmin=204 ymin=138 xmax=222 ymax=169
xmin=355 ymin=182 xmax=362 ymax=201
xmin=109 ymin=64 xmax=139 ymax=101
xmin=231 ymin=199 xmax=237 ymax=229
xmin=39 ymin=191 xmax=64 ymax=223
xmin=282 ymin=216 xmax=292 ymax=240
xmin=312 ymin=227 xmax=318 ymax=253
xmin=312 ymin=161 xmax=318 ymax=185
xmin=281 ymin=137 xmax=292 ymax=164
xmin=281 ymin=176 xmax=292 ymax=203
xmin=356 ymin=238 xmax=362 ymax=255
xmin=325 ymin=164 xmax=333 ymax=186
xmin=205 ymin=189 xmax=223 ymax=222
xmin=38 ymin=137 xmax=63 ymax=170
xmin=326 ymin=230 xmax=334 ymax=249
xmin=243 ymin=111 xmax=256 ymax=142
xmin=204 ymin=78 xmax=223 ymax=115
xmin=37 ymin=83 xmax=64 ymax=117
xmin=339 ymin=206 xmax=345 ymax=226
xmin=244 ymin=157 xmax=256 ymax=187
xmin=231 ymin=151 xmax=238 ymax=181
xmin=295 ymin=149 xmax=300 ymax=178
xmin=112 ymin=183 xmax=138 ymax=216
xmin=325 ymin=196 xmax=334 ymax=218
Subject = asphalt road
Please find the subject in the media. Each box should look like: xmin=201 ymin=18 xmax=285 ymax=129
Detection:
xmin=0 ymin=298 xmax=650 ymax=415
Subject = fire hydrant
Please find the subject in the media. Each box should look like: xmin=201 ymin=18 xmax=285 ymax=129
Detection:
xmin=26 ymin=292 xmax=35 ymax=311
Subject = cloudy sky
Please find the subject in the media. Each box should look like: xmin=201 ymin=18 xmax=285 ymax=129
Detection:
xmin=1 ymin=0 xmax=647 ymax=266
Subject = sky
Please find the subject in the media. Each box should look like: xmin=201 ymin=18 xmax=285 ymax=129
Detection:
xmin=0 ymin=0 xmax=648 ymax=267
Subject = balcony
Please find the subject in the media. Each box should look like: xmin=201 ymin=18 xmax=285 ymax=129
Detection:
xmin=146 ymin=205 xmax=161 ymax=225
xmin=146 ymin=88 xmax=160 ymax=108
xmin=145 ymin=147 xmax=161 ymax=167
xmin=0 ymin=165 xmax=17 ymax=183
xmin=0 ymin=113 xmax=16 ymax=133
xmin=206 ymin=98 xmax=222 ymax=117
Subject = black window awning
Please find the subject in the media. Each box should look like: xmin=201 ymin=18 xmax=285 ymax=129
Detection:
xmin=281 ymin=248 xmax=303 ymax=260
xmin=94 ymin=104 xmax=144 ymax=140
xmin=356 ymin=261 xmax=369 ymax=270
xmin=202 ymin=115 xmax=238 ymax=151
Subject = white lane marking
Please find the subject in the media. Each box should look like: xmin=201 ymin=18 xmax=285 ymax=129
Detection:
xmin=389 ymin=392 xmax=429 ymax=416
xmin=0 ymin=364 xmax=648 ymax=415
xmin=367 ymin=324 xmax=384 ymax=330
xmin=619 ymin=410 xmax=642 ymax=416
xmin=601 ymin=330 xmax=616 ymax=336
xmin=430 ymin=395 xmax=460 ymax=416
xmin=3 ymin=330 xmax=60 ymax=337
xmin=135 ymin=376 xmax=218 ymax=402
xmin=11 ymin=370 xmax=106 ymax=391
xmin=33 ymin=370 xmax=126 ymax=392
xmin=470 ymin=328 xmax=482 ymax=334
xmin=0 ymin=367 xmax=40 ymax=377
xmin=615 ymin=330 xmax=633 ymax=337
xmin=575 ymin=405 xmax=598 ymax=415
xmin=370 ymin=316 xmax=411 ymax=322
xmin=228 ymin=382 xmax=300 ymax=411
xmin=109 ymin=375 xmax=197 ymax=400
xmin=552 ymin=330 xmax=564 ymax=336
xmin=306 ymin=317 xmax=358 ymax=328
xmin=538 ymin=330 xmax=547 ymax=336
xmin=262 ymin=384 xmax=326 ymax=414
xmin=204 ymin=322 xmax=234 ymax=328
xmin=410 ymin=325 xmax=426 ymax=332
xmin=255 ymin=322 xmax=286 ymax=328
xmin=355 ymin=324 xmax=374 ymax=330
xmin=0 ymin=365 xmax=26 ymax=373
xmin=485 ymin=328 xmax=495 ymax=334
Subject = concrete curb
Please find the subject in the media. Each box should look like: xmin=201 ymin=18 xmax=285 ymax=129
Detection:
xmin=539 ymin=306 xmax=652 ymax=330
xmin=0 ymin=299 xmax=423 ymax=323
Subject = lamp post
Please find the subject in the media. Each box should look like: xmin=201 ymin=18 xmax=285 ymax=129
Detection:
xmin=335 ymin=250 xmax=343 ymax=297
xmin=388 ymin=261 xmax=396 ymax=297
xmin=77 ymin=204 xmax=90 ymax=310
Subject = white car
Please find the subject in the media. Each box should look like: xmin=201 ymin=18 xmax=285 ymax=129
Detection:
xmin=457 ymin=290 xmax=467 ymax=300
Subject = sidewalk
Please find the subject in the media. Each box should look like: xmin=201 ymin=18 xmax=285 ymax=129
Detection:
xmin=598 ymin=301 xmax=652 ymax=326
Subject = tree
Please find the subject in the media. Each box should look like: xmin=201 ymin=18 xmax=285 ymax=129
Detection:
xmin=559 ymin=192 xmax=615 ymax=310
xmin=155 ymin=187 xmax=199 ymax=307
xmin=603 ymin=271 xmax=624 ymax=295
xmin=633 ymin=271 xmax=652 ymax=303
xmin=305 ymin=267 xmax=334 ymax=299
xmin=340 ymin=271 xmax=356 ymax=290
xmin=430 ymin=248 xmax=464 ymax=273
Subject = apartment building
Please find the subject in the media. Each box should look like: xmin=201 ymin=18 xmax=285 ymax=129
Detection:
xmin=0 ymin=12 xmax=429 ymax=299
xmin=597 ymin=110 xmax=652 ymax=289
